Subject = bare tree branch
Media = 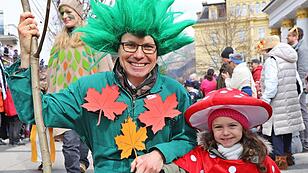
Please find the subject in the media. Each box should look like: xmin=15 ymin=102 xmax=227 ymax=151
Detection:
xmin=198 ymin=7 xmax=251 ymax=70
xmin=20 ymin=0 xmax=52 ymax=172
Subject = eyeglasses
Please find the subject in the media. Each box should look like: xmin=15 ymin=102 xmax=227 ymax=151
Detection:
xmin=120 ymin=42 xmax=157 ymax=54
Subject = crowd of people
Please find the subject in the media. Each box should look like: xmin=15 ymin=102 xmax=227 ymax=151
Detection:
xmin=0 ymin=42 xmax=27 ymax=147
xmin=0 ymin=0 xmax=307 ymax=173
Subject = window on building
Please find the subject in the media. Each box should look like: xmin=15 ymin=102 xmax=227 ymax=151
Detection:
xmin=229 ymin=6 xmax=236 ymax=16
xmin=242 ymin=4 xmax=247 ymax=16
xmin=249 ymin=4 xmax=254 ymax=15
xmin=261 ymin=2 xmax=267 ymax=12
xmin=258 ymin=27 xmax=265 ymax=39
xmin=210 ymin=9 xmax=217 ymax=20
xmin=255 ymin=2 xmax=261 ymax=14
xmin=210 ymin=33 xmax=218 ymax=45
xmin=236 ymin=4 xmax=241 ymax=16
xmin=217 ymin=4 xmax=226 ymax=18
xmin=239 ymin=30 xmax=246 ymax=42
xmin=200 ymin=6 xmax=209 ymax=19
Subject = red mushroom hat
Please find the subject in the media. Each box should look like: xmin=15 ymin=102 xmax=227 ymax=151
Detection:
xmin=185 ymin=88 xmax=272 ymax=131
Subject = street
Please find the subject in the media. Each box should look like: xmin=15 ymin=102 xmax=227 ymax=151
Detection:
xmin=0 ymin=140 xmax=93 ymax=173
xmin=0 ymin=140 xmax=307 ymax=172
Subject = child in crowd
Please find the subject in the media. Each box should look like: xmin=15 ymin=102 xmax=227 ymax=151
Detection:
xmin=167 ymin=88 xmax=280 ymax=173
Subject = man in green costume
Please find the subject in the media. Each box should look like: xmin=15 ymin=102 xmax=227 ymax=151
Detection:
xmin=13 ymin=0 xmax=196 ymax=172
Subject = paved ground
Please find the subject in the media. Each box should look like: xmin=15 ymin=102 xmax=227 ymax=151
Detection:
xmin=0 ymin=139 xmax=93 ymax=173
xmin=0 ymin=139 xmax=307 ymax=173
xmin=282 ymin=152 xmax=308 ymax=173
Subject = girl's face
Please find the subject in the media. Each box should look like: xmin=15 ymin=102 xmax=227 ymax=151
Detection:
xmin=212 ymin=117 xmax=243 ymax=148
xmin=59 ymin=6 xmax=82 ymax=29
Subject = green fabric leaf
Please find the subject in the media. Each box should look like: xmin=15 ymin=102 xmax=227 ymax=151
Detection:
xmin=70 ymin=61 xmax=78 ymax=71
xmin=87 ymin=56 xmax=93 ymax=63
xmin=48 ymin=51 xmax=58 ymax=67
xmin=82 ymin=59 xmax=90 ymax=71
xmin=52 ymin=61 xmax=57 ymax=68
xmin=84 ymin=46 xmax=92 ymax=56
xmin=74 ymin=49 xmax=81 ymax=63
xmin=50 ymin=46 xmax=56 ymax=55
xmin=67 ymin=50 xmax=72 ymax=61
xmin=59 ymin=50 xmax=65 ymax=63
xmin=48 ymin=57 xmax=54 ymax=67
xmin=82 ymin=50 xmax=87 ymax=57
xmin=72 ymin=76 xmax=78 ymax=83
xmin=52 ymin=76 xmax=56 ymax=85
xmin=57 ymin=74 xmax=64 ymax=86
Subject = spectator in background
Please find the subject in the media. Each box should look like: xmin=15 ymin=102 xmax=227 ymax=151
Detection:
xmin=222 ymin=53 xmax=256 ymax=97
xmin=0 ymin=52 xmax=24 ymax=146
xmin=12 ymin=49 xmax=19 ymax=63
xmin=0 ymin=42 xmax=4 ymax=57
xmin=186 ymin=73 xmax=200 ymax=90
xmin=251 ymin=58 xmax=262 ymax=98
xmin=0 ymin=47 xmax=7 ymax=145
xmin=2 ymin=47 xmax=13 ymax=67
xmin=251 ymin=59 xmax=262 ymax=82
xmin=216 ymin=62 xmax=233 ymax=89
xmin=259 ymin=35 xmax=304 ymax=170
xmin=221 ymin=47 xmax=234 ymax=64
xmin=216 ymin=47 xmax=234 ymax=89
xmin=287 ymin=26 xmax=308 ymax=152
xmin=184 ymin=80 xmax=202 ymax=103
xmin=200 ymin=68 xmax=216 ymax=96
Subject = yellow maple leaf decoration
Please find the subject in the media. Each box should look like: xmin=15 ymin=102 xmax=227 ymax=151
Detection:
xmin=115 ymin=117 xmax=148 ymax=159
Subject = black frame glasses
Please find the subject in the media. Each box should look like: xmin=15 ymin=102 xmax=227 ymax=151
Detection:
xmin=120 ymin=42 xmax=157 ymax=54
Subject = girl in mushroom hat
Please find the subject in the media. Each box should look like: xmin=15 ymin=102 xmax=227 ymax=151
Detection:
xmin=170 ymin=88 xmax=280 ymax=173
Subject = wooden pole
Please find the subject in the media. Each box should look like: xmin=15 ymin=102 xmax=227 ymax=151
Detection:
xmin=20 ymin=0 xmax=52 ymax=172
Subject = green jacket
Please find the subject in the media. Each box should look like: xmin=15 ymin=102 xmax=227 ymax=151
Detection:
xmin=7 ymin=64 xmax=196 ymax=173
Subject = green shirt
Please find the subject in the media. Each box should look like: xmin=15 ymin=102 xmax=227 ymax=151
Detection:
xmin=8 ymin=65 xmax=196 ymax=173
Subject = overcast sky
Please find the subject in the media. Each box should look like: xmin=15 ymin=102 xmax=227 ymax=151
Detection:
xmin=1 ymin=0 xmax=203 ymax=26
xmin=0 ymin=0 xmax=204 ymax=59
xmin=172 ymin=0 xmax=203 ymax=20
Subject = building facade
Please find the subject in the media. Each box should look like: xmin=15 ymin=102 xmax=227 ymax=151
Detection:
xmin=193 ymin=0 xmax=271 ymax=76
xmin=263 ymin=0 xmax=308 ymax=46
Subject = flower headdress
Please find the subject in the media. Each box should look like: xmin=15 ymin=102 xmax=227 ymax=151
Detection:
xmin=76 ymin=0 xmax=195 ymax=56
xmin=256 ymin=40 xmax=266 ymax=51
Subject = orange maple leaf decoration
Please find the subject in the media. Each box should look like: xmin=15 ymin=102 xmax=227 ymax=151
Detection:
xmin=115 ymin=117 xmax=148 ymax=159
xmin=82 ymin=85 xmax=127 ymax=126
xmin=139 ymin=94 xmax=181 ymax=134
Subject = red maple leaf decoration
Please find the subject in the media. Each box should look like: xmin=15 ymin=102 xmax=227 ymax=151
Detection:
xmin=82 ymin=85 xmax=127 ymax=126
xmin=139 ymin=93 xmax=181 ymax=134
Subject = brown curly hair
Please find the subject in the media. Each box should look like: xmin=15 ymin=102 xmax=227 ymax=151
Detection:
xmin=198 ymin=129 xmax=268 ymax=172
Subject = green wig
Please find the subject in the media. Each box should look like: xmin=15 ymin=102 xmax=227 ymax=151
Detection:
xmin=77 ymin=0 xmax=195 ymax=56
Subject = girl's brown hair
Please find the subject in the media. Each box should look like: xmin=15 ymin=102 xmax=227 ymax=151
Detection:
xmin=198 ymin=129 xmax=268 ymax=172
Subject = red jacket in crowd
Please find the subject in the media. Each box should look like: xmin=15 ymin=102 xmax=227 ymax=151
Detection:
xmin=252 ymin=65 xmax=263 ymax=82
